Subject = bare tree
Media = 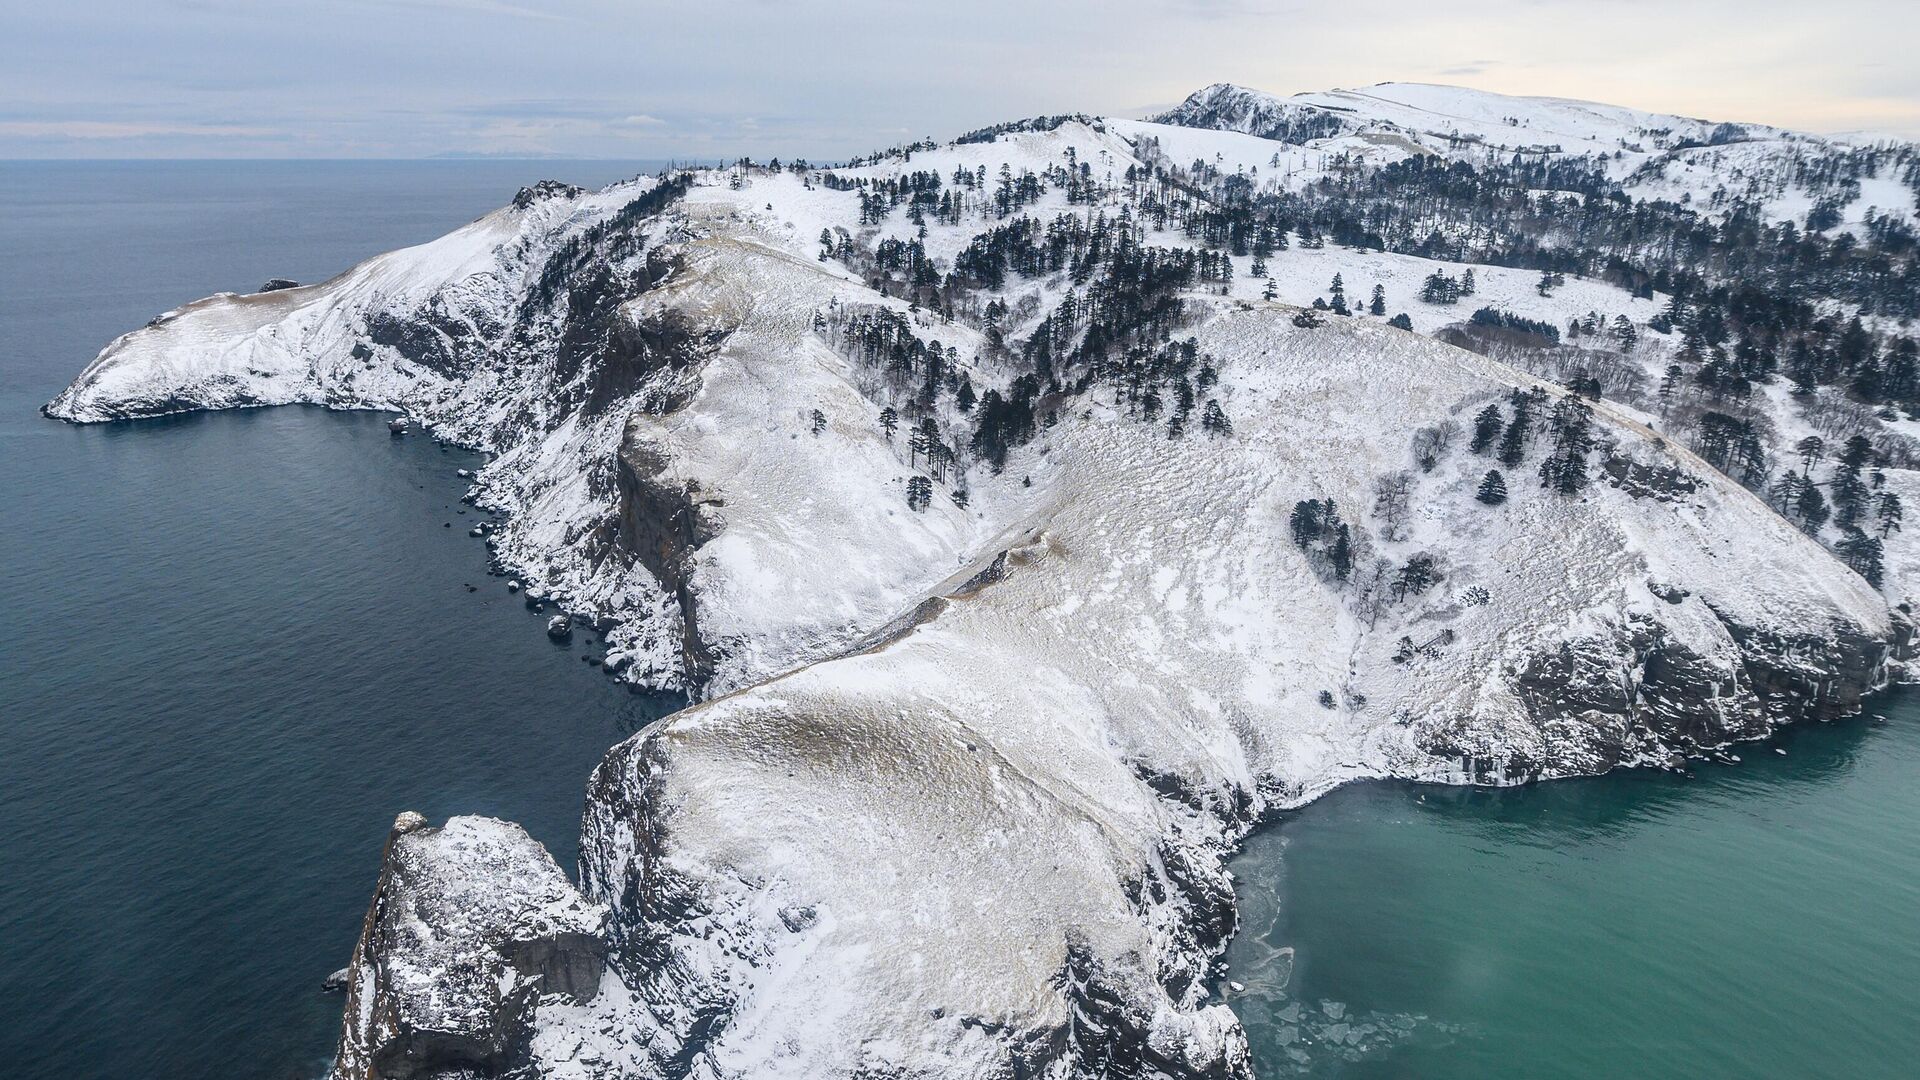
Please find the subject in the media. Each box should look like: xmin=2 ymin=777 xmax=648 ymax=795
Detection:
xmin=1352 ymin=558 xmax=1395 ymax=629
xmin=1373 ymin=471 xmax=1415 ymax=542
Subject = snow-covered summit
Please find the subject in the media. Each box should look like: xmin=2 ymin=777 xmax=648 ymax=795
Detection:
xmin=1159 ymin=80 xmax=1800 ymax=156
xmin=1149 ymin=80 xmax=1918 ymax=227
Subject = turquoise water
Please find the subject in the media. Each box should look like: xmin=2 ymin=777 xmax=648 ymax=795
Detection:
xmin=0 ymin=161 xmax=676 ymax=1080
xmin=1224 ymin=705 xmax=1920 ymax=1079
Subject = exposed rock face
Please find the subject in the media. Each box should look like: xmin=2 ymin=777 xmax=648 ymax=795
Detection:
xmin=1150 ymin=83 xmax=1352 ymax=145
xmin=609 ymin=431 xmax=718 ymax=687
xmin=331 ymin=814 xmax=607 ymax=1080
xmin=513 ymin=180 xmax=586 ymax=210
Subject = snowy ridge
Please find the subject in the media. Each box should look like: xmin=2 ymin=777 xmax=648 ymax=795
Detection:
xmin=42 ymin=85 xmax=1918 ymax=1080
xmin=1153 ymin=81 xmax=1916 ymax=228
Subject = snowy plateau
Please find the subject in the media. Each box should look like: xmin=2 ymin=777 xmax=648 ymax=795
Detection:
xmin=45 ymin=82 xmax=1920 ymax=1078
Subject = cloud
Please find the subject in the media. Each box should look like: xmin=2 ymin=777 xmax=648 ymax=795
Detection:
xmin=363 ymin=0 xmax=574 ymax=21
xmin=447 ymin=98 xmax=617 ymax=119
xmin=1167 ymin=0 xmax=1292 ymax=18
xmin=0 ymin=120 xmax=283 ymax=139
xmin=8 ymin=1 xmax=1920 ymax=156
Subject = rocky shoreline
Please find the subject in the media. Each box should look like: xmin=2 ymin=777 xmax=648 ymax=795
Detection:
xmin=328 ymin=642 xmax=1907 ymax=1080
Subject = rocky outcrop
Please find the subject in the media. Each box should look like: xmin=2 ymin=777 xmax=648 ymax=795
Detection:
xmin=330 ymin=814 xmax=607 ymax=1080
xmin=1418 ymin=602 xmax=1895 ymax=782
xmin=1061 ymin=938 xmax=1253 ymax=1080
xmin=513 ymin=180 xmax=586 ymax=210
xmin=609 ymin=429 xmax=720 ymax=690
xmin=1717 ymin=610 xmax=1900 ymax=720
xmin=1150 ymin=83 xmax=1351 ymax=145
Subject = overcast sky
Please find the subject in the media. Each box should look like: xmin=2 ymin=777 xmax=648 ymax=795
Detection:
xmin=6 ymin=0 xmax=1918 ymax=159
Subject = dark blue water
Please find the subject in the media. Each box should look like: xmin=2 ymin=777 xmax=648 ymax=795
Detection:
xmin=0 ymin=161 xmax=679 ymax=1080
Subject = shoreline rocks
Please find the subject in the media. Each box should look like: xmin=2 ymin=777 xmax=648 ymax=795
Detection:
xmin=328 ymin=814 xmax=608 ymax=1080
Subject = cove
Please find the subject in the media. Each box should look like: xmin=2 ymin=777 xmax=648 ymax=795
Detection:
xmin=1222 ymin=699 xmax=1920 ymax=1079
xmin=0 ymin=160 xmax=677 ymax=1080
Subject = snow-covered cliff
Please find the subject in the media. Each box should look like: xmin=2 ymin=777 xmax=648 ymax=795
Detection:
xmin=46 ymin=83 xmax=1919 ymax=1079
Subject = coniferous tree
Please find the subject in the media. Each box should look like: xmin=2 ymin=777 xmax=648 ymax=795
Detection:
xmin=906 ymin=475 xmax=933 ymax=511
xmin=1796 ymin=435 xmax=1825 ymax=473
xmin=1837 ymin=526 xmax=1885 ymax=587
xmin=1538 ymin=398 xmax=1594 ymax=495
xmin=1289 ymin=499 xmax=1327 ymax=548
xmin=1476 ymin=469 xmax=1509 ymax=505
xmin=1469 ymin=404 xmax=1504 ymax=454
xmin=1393 ymin=553 xmax=1438 ymax=599
xmin=1797 ymin=482 xmax=1831 ymax=533
xmin=1201 ymin=398 xmax=1232 ymax=437
xmin=1328 ymin=525 xmax=1352 ymax=581
xmin=1768 ymin=469 xmax=1807 ymax=517
xmin=879 ymin=406 xmax=898 ymax=440
xmin=1288 ymin=498 xmax=1353 ymax=581
xmin=1496 ymin=392 xmax=1534 ymax=467
xmin=1658 ymin=364 xmax=1684 ymax=418
xmin=1420 ymin=271 xmax=1461 ymax=305
xmin=1369 ymin=284 xmax=1387 ymax=316
xmin=1878 ymin=492 xmax=1904 ymax=537
xmin=1832 ymin=435 xmax=1876 ymax=528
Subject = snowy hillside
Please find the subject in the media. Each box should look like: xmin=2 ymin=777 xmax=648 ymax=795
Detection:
xmin=45 ymin=81 xmax=1920 ymax=1080
xmin=1152 ymin=81 xmax=1917 ymax=229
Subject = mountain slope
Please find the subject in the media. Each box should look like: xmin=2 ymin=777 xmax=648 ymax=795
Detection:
xmin=43 ymin=85 xmax=1918 ymax=1079
xmin=1150 ymin=81 xmax=1917 ymax=229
